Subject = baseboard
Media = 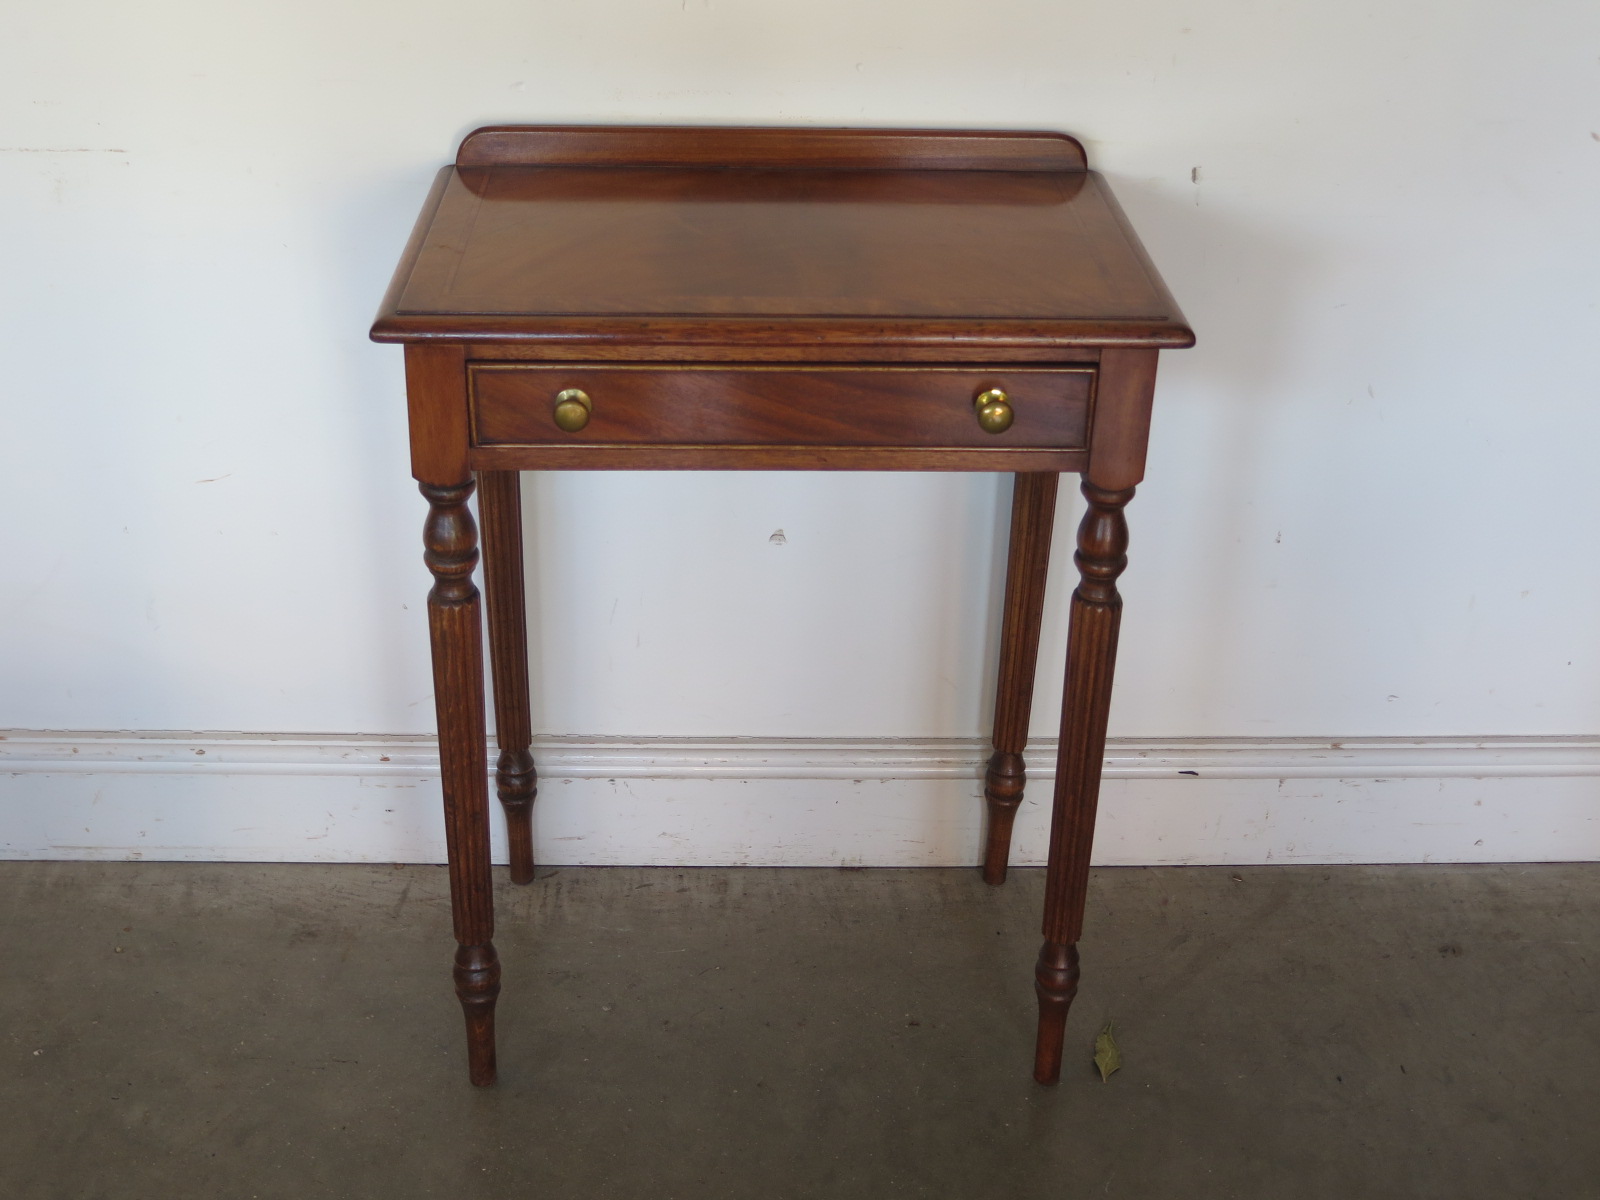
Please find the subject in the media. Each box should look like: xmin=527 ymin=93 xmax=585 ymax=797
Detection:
xmin=2 ymin=731 xmax=1597 ymax=866
xmin=7 ymin=730 xmax=1600 ymax=779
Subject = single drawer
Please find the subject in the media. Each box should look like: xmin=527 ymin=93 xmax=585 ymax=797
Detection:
xmin=469 ymin=364 xmax=1094 ymax=450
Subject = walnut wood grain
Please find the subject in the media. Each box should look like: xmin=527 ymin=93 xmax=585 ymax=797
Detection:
xmin=421 ymin=478 xmax=500 ymax=1086
xmin=477 ymin=469 xmax=537 ymax=886
xmin=982 ymin=472 xmax=1060 ymax=885
xmin=1033 ymin=479 xmax=1133 ymax=1085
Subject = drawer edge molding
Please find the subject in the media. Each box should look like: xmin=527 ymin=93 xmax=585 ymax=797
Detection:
xmin=469 ymin=363 xmax=1097 ymax=456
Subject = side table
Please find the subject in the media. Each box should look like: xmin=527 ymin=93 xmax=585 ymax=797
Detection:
xmin=371 ymin=124 xmax=1193 ymax=1085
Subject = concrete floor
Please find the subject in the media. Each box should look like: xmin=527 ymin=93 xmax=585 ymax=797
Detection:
xmin=0 ymin=862 xmax=1595 ymax=1199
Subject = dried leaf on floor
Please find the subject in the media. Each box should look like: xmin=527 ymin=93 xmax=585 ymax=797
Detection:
xmin=1094 ymin=1021 xmax=1121 ymax=1082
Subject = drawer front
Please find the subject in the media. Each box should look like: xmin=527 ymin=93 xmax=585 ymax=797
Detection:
xmin=469 ymin=364 xmax=1094 ymax=451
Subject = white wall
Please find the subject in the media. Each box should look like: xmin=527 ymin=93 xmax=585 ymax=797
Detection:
xmin=3 ymin=0 xmax=1598 ymax=864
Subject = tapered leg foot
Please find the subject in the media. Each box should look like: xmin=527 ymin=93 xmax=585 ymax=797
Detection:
xmin=1032 ymin=478 xmax=1134 ymax=1085
xmin=982 ymin=751 xmax=1026 ymax=885
xmin=496 ymin=749 xmax=538 ymax=885
xmin=1032 ymin=940 xmax=1081 ymax=1084
xmin=454 ymin=942 xmax=502 ymax=1086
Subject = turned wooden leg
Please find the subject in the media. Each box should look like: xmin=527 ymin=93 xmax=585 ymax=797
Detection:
xmin=982 ymin=472 xmax=1060 ymax=885
xmin=477 ymin=469 xmax=538 ymax=885
xmin=422 ymin=479 xmax=501 ymax=1086
xmin=1033 ymin=479 xmax=1132 ymax=1084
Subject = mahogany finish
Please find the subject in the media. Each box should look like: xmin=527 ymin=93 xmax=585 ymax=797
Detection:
xmin=456 ymin=124 xmax=1089 ymax=172
xmin=983 ymin=472 xmax=1059 ymax=885
xmin=419 ymin=478 xmax=500 ymax=1086
xmin=1034 ymin=479 xmax=1135 ymax=1084
xmin=371 ymin=132 xmax=1189 ymax=352
xmin=373 ymin=125 xmax=1192 ymax=1087
xmin=471 ymin=364 xmax=1093 ymax=464
xmin=477 ymin=469 xmax=538 ymax=886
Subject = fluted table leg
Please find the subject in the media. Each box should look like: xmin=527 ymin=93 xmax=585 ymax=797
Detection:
xmin=422 ymin=478 xmax=501 ymax=1086
xmin=1033 ymin=479 xmax=1132 ymax=1084
xmin=982 ymin=472 xmax=1060 ymax=885
xmin=477 ymin=469 xmax=538 ymax=885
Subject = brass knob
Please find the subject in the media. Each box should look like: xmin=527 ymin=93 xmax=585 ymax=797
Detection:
xmin=974 ymin=388 xmax=1013 ymax=435
xmin=552 ymin=388 xmax=592 ymax=433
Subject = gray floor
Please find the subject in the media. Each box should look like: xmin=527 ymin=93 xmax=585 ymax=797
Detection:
xmin=1 ymin=862 xmax=1595 ymax=1199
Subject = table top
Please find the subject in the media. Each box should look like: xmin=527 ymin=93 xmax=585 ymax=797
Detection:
xmin=371 ymin=126 xmax=1192 ymax=356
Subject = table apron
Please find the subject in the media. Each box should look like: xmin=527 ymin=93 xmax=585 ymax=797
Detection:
xmin=466 ymin=363 xmax=1095 ymax=471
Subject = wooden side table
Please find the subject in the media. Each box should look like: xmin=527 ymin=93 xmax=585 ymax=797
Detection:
xmin=371 ymin=125 xmax=1193 ymax=1086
